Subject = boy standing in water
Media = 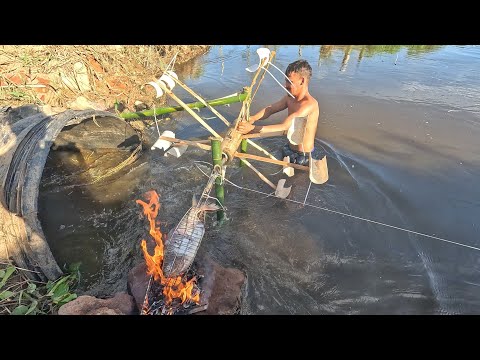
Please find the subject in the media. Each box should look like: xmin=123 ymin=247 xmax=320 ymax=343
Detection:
xmin=238 ymin=59 xmax=319 ymax=166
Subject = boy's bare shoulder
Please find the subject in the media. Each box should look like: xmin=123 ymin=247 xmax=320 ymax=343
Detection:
xmin=305 ymin=94 xmax=319 ymax=111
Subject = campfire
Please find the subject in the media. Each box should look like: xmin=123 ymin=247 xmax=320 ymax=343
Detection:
xmin=136 ymin=190 xmax=206 ymax=315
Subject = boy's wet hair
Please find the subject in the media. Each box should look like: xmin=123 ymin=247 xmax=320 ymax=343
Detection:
xmin=286 ymin=60 xmax=312 ymax=81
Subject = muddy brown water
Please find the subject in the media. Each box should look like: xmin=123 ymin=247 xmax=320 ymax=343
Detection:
xmin=39 ymin=45 xmax=480 ymax=314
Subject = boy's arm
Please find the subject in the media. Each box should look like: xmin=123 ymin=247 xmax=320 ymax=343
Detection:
xmin=238 ymin=97 xmax=288 ymax=134
xmin=254 ymin=104 xmax=313 ymax=134
xmin=253 ymin=112 xmax=296 ymax=133
xmin=249 ymin=96 xmax=288 ymax=124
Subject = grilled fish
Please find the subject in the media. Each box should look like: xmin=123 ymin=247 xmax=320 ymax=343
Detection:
xmin=162 ymin=196 xmax=219 ymax=277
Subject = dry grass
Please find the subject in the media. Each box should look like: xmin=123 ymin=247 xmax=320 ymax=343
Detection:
xmin=0 ymin=45 xmax=210 ymax=111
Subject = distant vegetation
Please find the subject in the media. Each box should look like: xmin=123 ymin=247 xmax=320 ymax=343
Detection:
xmin=318 ymin=45 xmax=443 ymax=59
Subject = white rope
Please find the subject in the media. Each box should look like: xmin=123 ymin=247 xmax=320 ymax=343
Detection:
xmin=205 ymin=194 xmax=228 ymax=212
xmin=153 ymin=103 xmax=161 ymax=138
xmin=192 ymin=162 xmax=229 ymax=211
xmin=303 ymin=181 xmax=312 ymax=206
xmin=268 ymin=61 xmax=294 ymax=85
xmin=193 ymin=160 xmax=215 ymax=168
xmin=164 ymin=51 xmax=178 ymax=73
xmin=269 ymin=168 xmax=284 ymax=176
xmin=262 ymin=67 xmax=295 ymax=98
xmin=192 ymin=162 xmax=480 ymax=253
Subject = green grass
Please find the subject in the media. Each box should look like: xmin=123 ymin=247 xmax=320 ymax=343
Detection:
xmin=0 ymin=262 xmax=80 ymax=315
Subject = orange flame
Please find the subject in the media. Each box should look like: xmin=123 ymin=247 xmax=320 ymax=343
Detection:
xmin=136 ymin=190 xmax=200 ymax=307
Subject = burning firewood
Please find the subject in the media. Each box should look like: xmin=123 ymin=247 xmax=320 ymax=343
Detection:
xmin=136 ymin=190 xmax=207 ymax=315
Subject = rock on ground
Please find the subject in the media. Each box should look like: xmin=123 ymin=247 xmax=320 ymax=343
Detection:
xmin=57 ymin=292 xmax=136 ymax=315
xmin=127 ymin=256 xmax=246 ymax=315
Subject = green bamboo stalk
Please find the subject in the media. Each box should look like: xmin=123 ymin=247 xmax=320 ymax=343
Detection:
xmin=239 ymin=139 xmax=248 ymax=167
xmin=211 ymin=139 xmax=225 ymax=223
xmin=119 ymin=91 xmax=248 ymax=120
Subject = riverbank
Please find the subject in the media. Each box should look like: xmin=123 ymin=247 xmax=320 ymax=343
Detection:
xmin=0 ymin=45 xmax=213 ymax=315
xmin=0 ymin=45 xmax=210 ymax=112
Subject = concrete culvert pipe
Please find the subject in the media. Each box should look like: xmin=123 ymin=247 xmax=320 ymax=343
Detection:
xmin=0 ymin=106 xmax=142 ymax=281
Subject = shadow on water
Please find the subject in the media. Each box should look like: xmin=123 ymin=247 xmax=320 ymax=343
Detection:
xmin=38 ymin=45 xmax=480 ymax=313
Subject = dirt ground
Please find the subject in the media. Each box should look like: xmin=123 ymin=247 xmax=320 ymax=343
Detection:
xmin=0 ymin=45 xmax=210 ymax=113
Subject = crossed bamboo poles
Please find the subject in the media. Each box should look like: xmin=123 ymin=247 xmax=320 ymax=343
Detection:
xmin=154 ymin=50 xmax=308 ymax=191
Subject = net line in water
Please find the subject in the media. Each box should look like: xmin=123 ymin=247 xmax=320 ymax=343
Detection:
xmin=193 ymin=161 xmax=480 ymax=253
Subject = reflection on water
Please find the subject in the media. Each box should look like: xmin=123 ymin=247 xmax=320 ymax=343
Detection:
xmin=186 ymin=45 xmax=447 ymax=69
xmin=39 ymin=45 xmax=480 ymax=313
xmin=340 ymin=46 xmax=353 ymax=72
xmin=266 ymin=45 xmax=445 ymax=72
xmin=174 ymin=55 xmax=206 ymax=81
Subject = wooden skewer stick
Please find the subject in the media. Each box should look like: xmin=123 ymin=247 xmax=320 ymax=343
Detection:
xmin=240 ymin=159 xmax=276 ymax=190
xmin=158 ymin=136 xmax=213 ymax=151
xmin=234 ymin=152 xmax=309 ymax=171
xmin=245 ymin=138 xmax=278 ymax=160
xmin=159 ymin=136 xmax=307 ymax=172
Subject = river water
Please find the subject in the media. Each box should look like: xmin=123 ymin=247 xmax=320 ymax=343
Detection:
xmin=39 ymin=45 xmax=480 ymax=314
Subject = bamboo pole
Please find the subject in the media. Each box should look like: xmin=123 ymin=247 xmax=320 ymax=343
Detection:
xmin=158 ymin=136 xmax=213 ymax=151
xmin=166 ymin=74 xmax=232 ymax=127
xmin=119 ymin=92 xmax=248 ymax=120
xmin=235 ymin=59 xmax=271 ymax=161
xmin=158 ymin=83 xmax=222 ymax=139
xmin=251 ymin=50 xmax=276 ymax=102
xmin=157 ymin=136 xmax=307 ymax=172
xmin=242 ymin=131 xmax=285 ymax=139
xmin=241 ymin=50 xmax=281 ymax=161
xmin=240 ymin=159 xmax=276 ymax=190
xmin=234 ymin=152 xmax=309 ymax=171
xmin=211 ymin=139 xmax=225 ymax=222
xmin=239 ymin=139 xmax=248 ymax=167
xmin=244 ymin=139 xmax=278 ymax=160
